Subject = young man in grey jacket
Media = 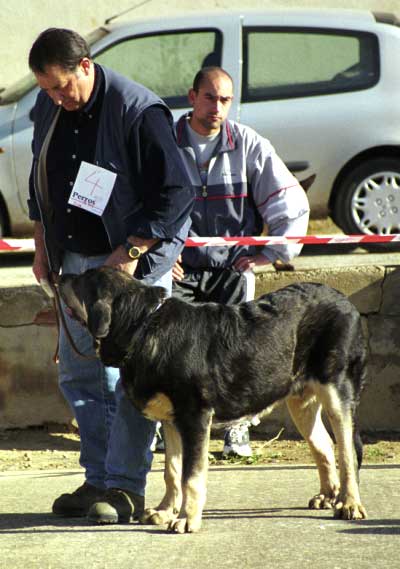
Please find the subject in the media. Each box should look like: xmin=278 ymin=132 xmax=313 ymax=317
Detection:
xmin=172 ymin=66 xmax=310 ymax=457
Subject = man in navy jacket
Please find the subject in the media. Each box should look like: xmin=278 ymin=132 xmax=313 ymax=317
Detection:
xmin=28 ymin=27 xmax=193 ymax=524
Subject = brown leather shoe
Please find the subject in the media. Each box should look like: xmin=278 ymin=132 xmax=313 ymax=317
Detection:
xmin=52 ymin=482 xmax=106 ymax=517
xmin=87 ymin=488 xmax=144 ymax=524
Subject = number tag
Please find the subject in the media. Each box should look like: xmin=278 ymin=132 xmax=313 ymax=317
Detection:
xmin=68 ymin=161 xmax=117 ymax=216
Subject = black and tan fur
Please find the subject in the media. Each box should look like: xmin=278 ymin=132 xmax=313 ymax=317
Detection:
xmin=59 ymin=266 xmax=367 ymax=533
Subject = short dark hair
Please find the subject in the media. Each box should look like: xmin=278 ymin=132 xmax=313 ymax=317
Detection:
xmin=192 ymin=66 xmax=233 ymax=92
xmin=28 ymin=28 xmax=91 ymax=74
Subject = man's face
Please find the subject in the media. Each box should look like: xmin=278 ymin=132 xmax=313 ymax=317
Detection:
xmin=188 ymin=73 xmax=233 ymax=135
xmin=34 ymin=58 xmax=94 ymax=111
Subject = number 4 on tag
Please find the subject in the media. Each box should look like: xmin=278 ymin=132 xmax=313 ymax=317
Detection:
xmin=85 ymin=170 xmax=103 ymax=195
xmin=68 ymin=160 xmax=117 ymax=216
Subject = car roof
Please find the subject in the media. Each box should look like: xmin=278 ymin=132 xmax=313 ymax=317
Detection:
xmin=103 ymin=8 xmax=394 ymax=35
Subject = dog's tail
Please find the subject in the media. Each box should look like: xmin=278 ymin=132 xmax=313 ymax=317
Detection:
xmin=350 ymin=317 xmax=367 ymax=474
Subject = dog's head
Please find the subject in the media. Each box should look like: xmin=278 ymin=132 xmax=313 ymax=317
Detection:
xmin=59 ymin=266 xmax=168 ymax=366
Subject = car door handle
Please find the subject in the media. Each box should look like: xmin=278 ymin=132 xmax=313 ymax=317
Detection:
xmin=285 ymin=161 xmax=309 ymax=173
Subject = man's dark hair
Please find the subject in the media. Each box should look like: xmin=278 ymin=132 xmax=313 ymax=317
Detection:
xmin=192 ymin=66 xmax=233 ymax=92
xmin=29 ymin=28 xmax=91 ymax=74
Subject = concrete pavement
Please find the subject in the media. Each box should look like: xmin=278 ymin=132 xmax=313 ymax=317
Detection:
xmin=0 ymin=462 xmax=399 ymax=569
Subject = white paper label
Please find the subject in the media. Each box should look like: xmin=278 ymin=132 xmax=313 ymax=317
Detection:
xmin=68 ymin=161 xmax=116 ymax=216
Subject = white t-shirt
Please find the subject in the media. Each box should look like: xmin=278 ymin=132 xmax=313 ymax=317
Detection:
xmin=187 ymin=123 xmax=220 ymax=184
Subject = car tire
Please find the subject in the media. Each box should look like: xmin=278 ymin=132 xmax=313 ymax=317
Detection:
xmin=333 ymin=157 xmax=400 ymax=251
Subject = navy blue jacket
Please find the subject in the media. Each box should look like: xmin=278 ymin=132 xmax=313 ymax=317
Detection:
xmin=29 ymin=66 xmax=193 ymax=282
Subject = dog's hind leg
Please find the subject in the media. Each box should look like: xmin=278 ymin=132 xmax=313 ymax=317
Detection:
xmin=141 ymin=421 xmax=183 ymax=526
xmin=286 ymin=391 xmax=340 ymax=510
xmin=168 ymin=410 xmax=212 ymax=534
xmin=316 ymin=383 xmax=367 ymax=520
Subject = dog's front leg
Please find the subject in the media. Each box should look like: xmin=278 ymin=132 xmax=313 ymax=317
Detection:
xmin=169 ymin=410 xmax=212 ymax=534
xmin=141 ymin=421 xmax=183 ymax=526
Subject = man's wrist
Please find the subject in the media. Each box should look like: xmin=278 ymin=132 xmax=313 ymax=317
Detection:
xmin=123 ymin=242 xmax=144 ymax=260
xmin=124 ymin=236 xmax=159 ymax=258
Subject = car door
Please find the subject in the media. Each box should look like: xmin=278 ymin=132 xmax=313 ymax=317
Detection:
xmin=10 ymin=87 xmax=38 ymax=223
xmin=238 ymin=20 xmax=380 ymax=216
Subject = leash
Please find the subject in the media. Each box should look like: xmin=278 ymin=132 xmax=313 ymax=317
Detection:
xmin=44 ymin=279 xmax=97 ymax=363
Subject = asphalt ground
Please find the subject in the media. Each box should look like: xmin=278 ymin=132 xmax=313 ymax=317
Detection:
xmin=0 ymin=462 xmax=399 ymax=569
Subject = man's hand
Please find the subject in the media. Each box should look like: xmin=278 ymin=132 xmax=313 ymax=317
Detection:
xmin=233 ymin=253 xmax=271 ymax=272
xmin=32 ymin=255 xmax=53 ymax=283
xmin=172 ymin=255 xmax=184 ymax=281
xmin=104 ymin=236 xmax=159 ymax=275
xmin=32 ymin=221 xmax=52 ymax=283
xmin=103 ymin=245 xmax=139 ymax=274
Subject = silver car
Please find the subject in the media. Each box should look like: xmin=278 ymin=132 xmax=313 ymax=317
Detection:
xmin=1 ymin=8 xmax=400 ymax=237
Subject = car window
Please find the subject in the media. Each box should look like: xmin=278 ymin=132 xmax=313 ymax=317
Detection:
xmin=0 ymin=73 xmax=37 ymax=106
xmin=95 ymin=29 xmax=222 ymax=108
xmin=242 ymin=27 xmax=379 ymax=102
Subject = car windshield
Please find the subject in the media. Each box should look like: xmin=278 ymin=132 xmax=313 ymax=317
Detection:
xmin=0 ymin=74 xmax=37 ymax=105
xmin=0 ymin=26 xmax=110 ymax=105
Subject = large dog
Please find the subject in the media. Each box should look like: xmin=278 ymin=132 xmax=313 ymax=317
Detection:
xmin=59 ymin=266 xmax=367 ymax=533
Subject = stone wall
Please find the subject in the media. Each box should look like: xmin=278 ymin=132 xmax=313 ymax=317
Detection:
xmin=252 ymin=263 xmax=400 ymax=435
xmin=1 ymin=258 xmax=400 ymax=433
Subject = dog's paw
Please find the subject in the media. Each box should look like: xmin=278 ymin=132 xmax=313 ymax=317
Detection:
xmin=308 ymin=492 xmax=337 ymax=510
xmin=140 ymin=507 xmax=177 ymax=526
xmin=168 ymin=517 xmax=202 ymax=534
xmin=334 ymin=500 xmax=367 ymax=520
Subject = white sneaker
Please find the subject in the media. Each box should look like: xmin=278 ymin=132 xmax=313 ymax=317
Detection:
xmin=150 ymin=422 xmax=165 ymax=452
xmin=222 ymin=422 xmax=252 ymax=457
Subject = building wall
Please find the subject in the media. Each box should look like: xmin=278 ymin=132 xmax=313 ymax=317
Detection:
xmin=1 ymin=0 xmax=400 ymax=91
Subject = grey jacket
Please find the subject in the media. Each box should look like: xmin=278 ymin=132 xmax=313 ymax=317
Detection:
xmin=175 ymin=114 xmax=310 ymax=268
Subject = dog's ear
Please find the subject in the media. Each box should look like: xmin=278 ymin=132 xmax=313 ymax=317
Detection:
xmin=87 ymin=299 xmax=112 ymax=338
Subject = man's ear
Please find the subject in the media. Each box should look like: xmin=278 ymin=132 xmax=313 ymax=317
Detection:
xmin=79 ymin=57 xmax=92 ymax=76
xmin=87 ymin=300 xmax=112 ymax=338
xmin=188 ymin=88 xmax=196 ymax=106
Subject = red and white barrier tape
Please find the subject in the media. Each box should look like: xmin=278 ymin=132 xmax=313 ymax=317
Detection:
xmin=1 ymin=234 xmax=400 ymax=254
xmin=185 ymin=235 xmax=400 ymax=247
xmin=0 ymin=238 xmax=36 ymax=252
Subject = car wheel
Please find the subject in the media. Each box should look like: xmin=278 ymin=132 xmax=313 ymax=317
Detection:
xmin=333 ymin=158 xmax=400 ymax=250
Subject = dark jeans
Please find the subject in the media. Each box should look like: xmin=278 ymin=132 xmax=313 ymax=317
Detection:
xmin=172 ymin=267 xmax=251 ymax=305
xmin=173 ymin=266 xmax=256 ymax=437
